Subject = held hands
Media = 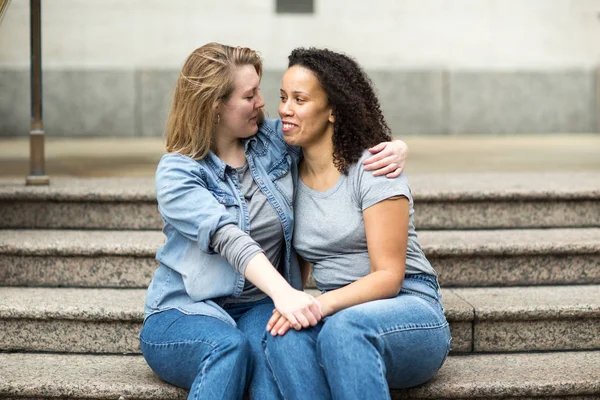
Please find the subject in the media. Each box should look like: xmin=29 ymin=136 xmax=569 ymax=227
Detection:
xmin=269 ymin=289 xmax=322 ymax=335
xmin=363 ymin=140 xmax=409 ymax=178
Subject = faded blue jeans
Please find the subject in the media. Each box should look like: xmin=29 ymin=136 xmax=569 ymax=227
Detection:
xmin=140 ymin=297 xmax=282 ymax=400
xmin=264 ymin=274 xmax=451 ymax=400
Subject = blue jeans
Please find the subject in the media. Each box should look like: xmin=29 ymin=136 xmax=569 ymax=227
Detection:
xmin=140 ymin=297 xmax=282 ymax=400
xmin=263 ymin=274 xmax=451 ymax=400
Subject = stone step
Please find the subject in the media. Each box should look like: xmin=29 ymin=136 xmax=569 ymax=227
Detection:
xmin=1 ymin=173 xmax=598 ymax=230
xmin=0 ymin=351 xmax=598 ymax=399
xmin=0 ymin=286 xmax=598 ymax=354
xmin=1 ymin=228 xmax=598 ymax=288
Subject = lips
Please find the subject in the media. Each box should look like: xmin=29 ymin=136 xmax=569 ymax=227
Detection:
xmin=282 ymin=121 xmax=297 ymax=132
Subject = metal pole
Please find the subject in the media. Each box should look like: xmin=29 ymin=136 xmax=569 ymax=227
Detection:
xmin=26 ymin=0 xmax=49 ymax=185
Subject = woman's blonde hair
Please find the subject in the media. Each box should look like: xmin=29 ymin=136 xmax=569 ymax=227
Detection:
xmin=165 ymin=42 xmax=264 ymax=159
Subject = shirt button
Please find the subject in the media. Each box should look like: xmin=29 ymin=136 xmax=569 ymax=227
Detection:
xmin=282 ymin=170 xmax=287 ymax=174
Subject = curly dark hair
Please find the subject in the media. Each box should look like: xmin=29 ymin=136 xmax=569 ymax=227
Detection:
xmin=288 ymin=48 xmax=392 ymax=174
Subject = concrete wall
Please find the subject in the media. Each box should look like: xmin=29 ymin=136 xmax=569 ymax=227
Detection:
xmin=1 ymin=0 xmax=599 ymax=136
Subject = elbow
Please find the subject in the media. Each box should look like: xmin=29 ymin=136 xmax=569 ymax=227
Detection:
xmin=379 ymin=271 xmax=404 ymax=298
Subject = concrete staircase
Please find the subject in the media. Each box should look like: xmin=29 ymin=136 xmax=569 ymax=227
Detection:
xmin=1 ymin=172 xmax=599 ymax=399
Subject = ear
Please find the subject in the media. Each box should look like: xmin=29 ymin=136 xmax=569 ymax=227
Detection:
xmin=328 ymin=110 xmax=335 ymax=124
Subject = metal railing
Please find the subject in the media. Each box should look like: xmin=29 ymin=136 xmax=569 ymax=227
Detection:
xmin=26 ymin=0 xmax=49 ymax=185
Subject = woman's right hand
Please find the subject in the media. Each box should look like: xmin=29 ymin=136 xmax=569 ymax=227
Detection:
xmin=271 ymin=289 xmax=322 ymax=331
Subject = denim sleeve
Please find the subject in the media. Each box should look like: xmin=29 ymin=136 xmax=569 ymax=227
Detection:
xmin=155 ymin=154 xmax=238 ymax=254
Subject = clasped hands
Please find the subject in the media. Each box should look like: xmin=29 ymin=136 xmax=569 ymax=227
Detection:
xmin=268 ymin=289 xmax=323 ymax=336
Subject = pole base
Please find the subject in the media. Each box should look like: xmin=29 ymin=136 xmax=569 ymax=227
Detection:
xmin=26 ymin=175 xmax=50 ymax=186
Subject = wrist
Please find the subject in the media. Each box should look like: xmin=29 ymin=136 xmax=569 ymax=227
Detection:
xmin=316 ymin=294 xmax=335 ymax=317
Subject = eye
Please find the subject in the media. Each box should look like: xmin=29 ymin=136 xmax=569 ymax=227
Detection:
xmin=295 ymin=97 xmax=304 ymax=103
xmin=279 ymin=96 xmax=287 ymax=102
xmin=246 ymin=95 xmax=255 ymax=100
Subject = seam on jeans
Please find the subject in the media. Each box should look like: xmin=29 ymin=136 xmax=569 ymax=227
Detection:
xmin=139 ymin=335 xmax=220 ymax=349
xmin=262 ymin=339 xmax=289 ymax=400
xmin=375 ymin=321 xmax=449 ymax=340
xmin=375 ymin=350 xmax=389 ymax=399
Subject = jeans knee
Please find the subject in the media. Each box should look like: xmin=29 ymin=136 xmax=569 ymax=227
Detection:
xmin=218 ymin=330 xmax=252 ymax=362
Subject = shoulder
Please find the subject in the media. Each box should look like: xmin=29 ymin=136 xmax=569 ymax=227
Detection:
xmin=348 ymin=150 xmax=412 ymax=209
xmin=156 ymin=153 xmax=206 ymax=186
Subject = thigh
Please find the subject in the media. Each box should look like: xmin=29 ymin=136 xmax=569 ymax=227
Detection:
xmin=140 ymin=309 xmax=247 ymax=389
xmin=235 ymin=299 xmax=275 ymax=346
xmin=322 ymin=290 xmax=450 ymax=389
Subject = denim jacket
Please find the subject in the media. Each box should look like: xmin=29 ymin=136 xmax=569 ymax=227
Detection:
xmin=144 ymin=119 xmax=303 ymax=326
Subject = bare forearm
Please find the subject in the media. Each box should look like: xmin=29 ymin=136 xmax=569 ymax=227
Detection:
xmin=244 ymin=253 xmax=293 ymax=299
xmin=318 ymin=270 xmax=404 ymax=316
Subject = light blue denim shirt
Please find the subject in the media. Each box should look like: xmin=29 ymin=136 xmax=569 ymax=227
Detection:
xmin=145 ymin=118 xmax=303 ymax=326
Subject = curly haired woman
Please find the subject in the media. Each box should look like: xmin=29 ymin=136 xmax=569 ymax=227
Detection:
xmin=263 ymin=48 xmax=451 ymax=400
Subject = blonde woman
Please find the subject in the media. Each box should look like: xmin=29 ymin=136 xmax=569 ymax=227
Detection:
xmin=139 ymin=43 xmax=408 ymax=400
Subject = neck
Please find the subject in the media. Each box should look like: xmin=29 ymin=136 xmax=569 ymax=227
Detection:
xmin=214 ymin=133 xmax=245 ymax=167
xmin=300 ymin=127 xmax=337 ymax=178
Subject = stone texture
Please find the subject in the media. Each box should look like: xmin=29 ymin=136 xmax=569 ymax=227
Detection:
xmin=452 ymin=285 xmax=600 ymax=321
xmin=453 ymin=285 xmax=600 ymax=352
xmin=408 ymin=172 xmax=600 ymax=201
xmin=439 ymin=290 xmax=474 ymax=353
xmin=0 ymin=69 xmax=29 ymax=137
xmin=0 ymin=255 xmax=156 ymax=288
xmin=1 ymin=352 xmax=599 ymax=399
xmin=136 ymin=70 xmax=179 ymax=137
xmin=370 ymin=70 xmax=447 ymax=135
xmin=2 ymin=172 xmax=599 ymax=229
xmin=44 ymin=70 xmax=136 ymax=137
xmin=0 ymin=287 xmax=145 ymax=321
xmin=415 ymin=199 xmax=600 ymax=229
xmin=392 ymin=351 xmax=600 ymax=399
xmin=419 ymin=228 xmax=600 ymax=286
xmin=0 ymin=319 xmax=141 ymax=353
xmin=432 ymin=254 xmax=600 ymax=287
xmin=448 ymin=70 xmax=596 ymax=134
xmin=0 ymin=201 xmax=161 ymax=229
xmin=475 ymin=319 xmax=600 ymax=352
xmin=0 ymin=287 xmax=472 ymax=354
xmin=0 ymin=353 xmax=186 ymax=399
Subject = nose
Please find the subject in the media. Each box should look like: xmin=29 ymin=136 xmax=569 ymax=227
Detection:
xmin=279 ymin=98 xmax=292 ymax=118
xmin=255 ymin=90 xmax=265 ymax=109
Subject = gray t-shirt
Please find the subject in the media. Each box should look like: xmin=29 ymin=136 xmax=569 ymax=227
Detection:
xmin=211 ymin=162 xmax=284 ymax=303
xmin=293 ymin=150 xmax=436 ymax=292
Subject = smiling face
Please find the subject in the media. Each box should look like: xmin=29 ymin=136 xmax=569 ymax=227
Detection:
xmin=278 ymin=65 xmax=334 ymax=148
xmin=216 ymin=64 xmax=265 ymax=142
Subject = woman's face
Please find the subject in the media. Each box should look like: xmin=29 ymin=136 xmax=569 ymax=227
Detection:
xmin=217 ymin=65 xmax=265 ymax=141
xmin=279 ymin=65 xmax=334 ymax=148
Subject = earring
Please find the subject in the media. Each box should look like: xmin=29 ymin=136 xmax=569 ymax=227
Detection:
xmin=214 ymin=114 xmax=220 ymax=124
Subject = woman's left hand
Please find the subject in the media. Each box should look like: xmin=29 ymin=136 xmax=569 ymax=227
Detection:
xmin=267 ymin=310 xmax=293 ymax=336
xmin=362 ymin=140 xmax=408 ymax=178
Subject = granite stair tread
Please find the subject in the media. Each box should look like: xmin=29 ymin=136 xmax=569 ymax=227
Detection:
xmin=1 ymin=286 xmax=598 ymax=354
xmin=2 ymin=227 xmax=599 ymax=256
xmin=2 ymin=228 xmax=598 ymax=288
xmin=1 ymin=285 xmax=597 ymax=323
xmin=0 ymin=287 xmax=470 ymax=322
xmin=1 ymin=172 xmax=599 ymax=201
xmin=1 ymin=351 xmax=599 ymax=399
xmin=1 ymin=174 xmax=599 ymax=229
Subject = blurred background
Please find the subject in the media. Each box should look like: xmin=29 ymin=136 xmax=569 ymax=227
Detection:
xmin=0 ymin=0 xmax=599 ymax=175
